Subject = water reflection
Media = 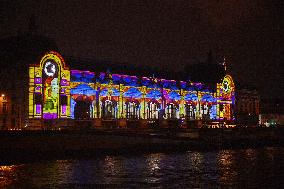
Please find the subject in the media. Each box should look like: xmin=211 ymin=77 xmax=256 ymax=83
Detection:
xmin=0 ymin=165 xmax=19 ymax=187
xmin=244 ymin=148 xmax=257 ymax=161
xmin=102 ymin=156 xmax=117 ymax=175
xmin=0 ymin=147 xmax=284 ymax=188
xmin=188 ymin=151 xmax=203 ymax=173
xmin=145 ymin=153 xmax=163 ymax=184
xmin=217 ymin=150 xmax=238 ymax=186
xmin=264 ymin=147 xmax=277 ymax=160
xmin=147 ymin=153 xmax=162 ymax=173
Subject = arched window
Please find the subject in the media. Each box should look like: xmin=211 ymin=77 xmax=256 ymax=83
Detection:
xmin=126 ymin=101 xmax=140 ymax=119
xmin=102 ymin=100 xmax=117 ymax=119
xmin=165 ymin=103 xmax=177 ymax=119
xmin=201 ymin=104 xmax=211 ymax=120
xmin=74 ymin=100 xmax=91 ymax=120
xmin=201 ymin=94 xmax=215 ymax=120
xmin=185 ymin=104 xmax=196 ymax=120
xmin=147 ymin=101 xmax=159 ymax=119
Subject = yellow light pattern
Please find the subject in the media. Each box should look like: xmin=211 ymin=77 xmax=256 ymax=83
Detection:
xmin=28 ymin=51 xmax=71 ymax=120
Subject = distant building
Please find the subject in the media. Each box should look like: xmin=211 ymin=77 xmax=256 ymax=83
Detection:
xmin=235 ymin=88 xmax=260 ymax=126
xmin=259 ymin=99 xmax=284 ymax=127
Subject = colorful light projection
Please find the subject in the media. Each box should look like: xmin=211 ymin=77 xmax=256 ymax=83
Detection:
xmin=70 ymin=84 xmax=96 ymax=119
xmin=42 ymin=60 xmax=59 ymax=119
xmin=200 ymin=93 xmax=217 ymax=119
xmin=29 ymin=52 xmax=235 ymax=122
xmin=29 ymin=51 xmax=70 ymax=119
xmin=217 ymin=75 xmax=235 ymax=120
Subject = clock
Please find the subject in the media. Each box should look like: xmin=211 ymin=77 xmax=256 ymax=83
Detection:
xmin=222 ymin=78 xmax=231 ymax=93
xmin=44 ymin=61 xmax=56 ymax=77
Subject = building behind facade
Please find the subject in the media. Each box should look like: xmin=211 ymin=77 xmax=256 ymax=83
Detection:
xmin=235 ymin=88 xmax=260 ymax=126
xmin=260 ymin=99 xmax=284 ymax=127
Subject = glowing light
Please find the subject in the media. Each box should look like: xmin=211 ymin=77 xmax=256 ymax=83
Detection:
xmin=36 ymin=104 xmax=41 ymax=114
xmin=28 ymin=51 xmax=236 ymax=126
xmin=29 ymin=51 xmax=71 ymax=120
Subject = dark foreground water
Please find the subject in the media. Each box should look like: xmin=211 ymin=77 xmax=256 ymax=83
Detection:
xmin=1 ymin=147 xmax=284 ymax=188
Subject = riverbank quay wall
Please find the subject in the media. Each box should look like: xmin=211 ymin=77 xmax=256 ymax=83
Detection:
xmin=0 ymin=128 xmax=284 ymax=163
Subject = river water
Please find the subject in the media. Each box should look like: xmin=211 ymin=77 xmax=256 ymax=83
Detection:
xmin=1 ymin=147 xmax=284 ymax=188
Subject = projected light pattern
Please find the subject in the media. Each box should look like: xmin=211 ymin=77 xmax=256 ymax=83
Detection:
xmin=29 ymin=51 xmax=235 ymax=122
xmin=29 ymin=51 xmax=70 ymax=119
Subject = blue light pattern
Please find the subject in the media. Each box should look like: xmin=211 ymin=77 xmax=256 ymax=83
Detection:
xmin=123 ymin=87 xmax=142 ymax=98
xmin=70 ymin=84 xmax=96 ymax=96
xmin=146 ymin=90 xmax=162 ymax=99
xmin=184 ymin=93 xmax=198 ymax=101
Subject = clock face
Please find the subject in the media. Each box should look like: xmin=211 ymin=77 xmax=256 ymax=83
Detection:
xmin=222 ymin=78 xmax=231 ymax=93
xmin=44 ymin=61 xmax=57 ymax=77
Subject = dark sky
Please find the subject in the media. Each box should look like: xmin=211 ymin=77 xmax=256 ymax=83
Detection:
xmin=1 ymin=0 xmax=284 ymax=98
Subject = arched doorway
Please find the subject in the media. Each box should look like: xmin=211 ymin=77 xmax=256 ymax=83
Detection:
xmin=147 ymin=101 xmax=159 ymax=119
xmin=165 ymin=103 xmax=178 ymax=119
xmin=74 ymin=100 xmax=91 ymax=119
xmin=126 ymin=100 xmax=140 ymax=119
xmin=102 ymin=100 xmax=117 ymax=119
xmin=185 ymin=103 xmax=196 ymax=120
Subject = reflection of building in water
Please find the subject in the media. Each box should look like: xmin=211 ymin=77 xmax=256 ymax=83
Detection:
xmin=147 ymin=153 xmax=163 ymax=173
xmin=0 ymin=165 xmax=19 ymax=187
xmin=217 ymin=150 xmax=234 ymax=167
xmin=189 ymin=151 xmax=204 ymax=172
xmin=103 ymin=156 xmax=117 ymax=175
xmin=217 ymin=150 xmax=237 ymax=185
xmin=244 ymin=149 xmax=257 ymax=161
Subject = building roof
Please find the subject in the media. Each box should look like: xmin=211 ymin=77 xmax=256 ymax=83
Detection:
xmin=65 ymin=56 xmax=185 ymax=81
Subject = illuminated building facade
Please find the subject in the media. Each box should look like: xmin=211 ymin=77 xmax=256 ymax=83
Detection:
xmin=27 ymin=51 xmax=235 ymax=128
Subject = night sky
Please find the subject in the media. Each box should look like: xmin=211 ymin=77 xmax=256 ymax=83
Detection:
xmin=1 ymin=0 xmax=283 ymax=98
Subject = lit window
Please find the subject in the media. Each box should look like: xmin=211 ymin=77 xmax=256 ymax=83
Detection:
xmin=185 ymin=104 xmax=195 ymax=120
xmin=2 ymin=102 xmax=7 ymax=113
xmin=166 ymin=104 xmax=177 ymax=119
xmin=148 ymin=102 xmax=159 ymax=119
xmin=126 ymin=101 xmax=139 ymax=119
xmin=102 ymin=100 xmax=117 ymax=119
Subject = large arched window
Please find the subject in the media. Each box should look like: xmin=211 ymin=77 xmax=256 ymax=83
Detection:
xmin=147 ymin=101 xmax=159 ymax=119
xmin=165 ymin=103 xmax=178 ymax=119
xmin=201 ymin=94 xmax=215 ymax=120
xmin=201 ymin=104 xmax=211 ymax=120
xmin=185 ymin=104 xmax=196 ymax=120
xmin=126 ymin=101 xmax=140 ymax=119
xmin=102 ymin=100 xmax=117 ymax=119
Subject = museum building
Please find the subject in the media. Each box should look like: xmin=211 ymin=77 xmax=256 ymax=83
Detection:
xmin=25 ymin=51 xmax=235 ymax=129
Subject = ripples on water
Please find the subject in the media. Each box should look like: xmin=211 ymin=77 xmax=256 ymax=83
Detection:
xmin=0 ymin=147 xmax=284 ymax=188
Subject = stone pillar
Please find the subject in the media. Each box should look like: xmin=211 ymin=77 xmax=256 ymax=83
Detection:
xmin=140 ymin=86 xmax=146 ymax=119
xmin=179 ymin=89 xmax=185 ymax=118
xmin=118 ymin=84 xmax=124 ymax=118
